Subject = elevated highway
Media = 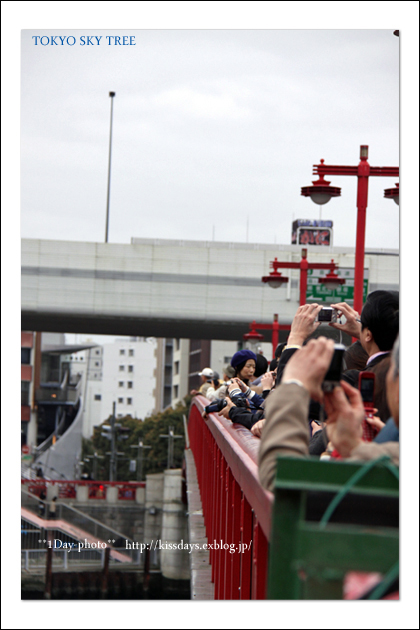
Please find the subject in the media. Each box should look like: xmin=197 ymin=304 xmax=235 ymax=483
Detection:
xmin=21 ymin=237 xmax=399 ymax=340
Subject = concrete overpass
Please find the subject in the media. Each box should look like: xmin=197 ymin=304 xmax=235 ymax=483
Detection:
xmin=21 ymin=238 xmax=399 ymax=341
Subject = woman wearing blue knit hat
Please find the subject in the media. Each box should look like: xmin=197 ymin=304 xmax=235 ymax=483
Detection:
xmin=230 ymin=350 xmax=257 ymax=386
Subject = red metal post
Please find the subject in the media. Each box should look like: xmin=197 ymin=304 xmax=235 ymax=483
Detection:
xmin=354 ymin=153 xmax=370 ymax=315
xmin=272 ymin=315 xmax=279 ymax=358
xmin=211 ymin=448 xmax=221 ymax=581
xmin=224 ymin=467 xmax=234 ymax=599
xmin=239 ymin=496 xmax=253 ymax=600
xmin=299 ymin=249 xmax=309 ymax=306
xmin=231 ymin=478 xmax=242 ymax=599
xmin=217 ymin=457 xmax=227 ymax=599
xmin=251 ymin=520 xmax=268 ymax=600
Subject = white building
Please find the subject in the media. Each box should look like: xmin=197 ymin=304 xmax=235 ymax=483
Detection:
xmin=63 ymin=337 xmax=157 ymax=438
xmin=100 ymin=337 xmax=157 ymax=425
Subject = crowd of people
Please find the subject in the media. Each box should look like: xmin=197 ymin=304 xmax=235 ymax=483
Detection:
xmin=193 ymin=290 xmax=399 ymax=492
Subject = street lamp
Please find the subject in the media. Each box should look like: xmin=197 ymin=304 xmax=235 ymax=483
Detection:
xmin=105 ymin=91 xmax=116 ymax=243
xmin=319 ymin=261 xmax=346 ymax=292
xmin=300 ymin=160 xmax=341 ymax=206
xmin=262 ymin=258 xmax=289 ymax=288
xmin=262 ymin=249 xmax=345 ymax=307
xmin=243 ymin=315 xmax=290 ymax=359
xmin=384 ymin=183 xmax=399 ymax=205
xmin=243 ymin=324 xmax=264 ymax=354
xmin=301 ymin=146 xmax=399 ymax=314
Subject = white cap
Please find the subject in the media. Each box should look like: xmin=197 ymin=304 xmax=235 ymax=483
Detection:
xmin=199 ymin=368 xmax=214 ymax=378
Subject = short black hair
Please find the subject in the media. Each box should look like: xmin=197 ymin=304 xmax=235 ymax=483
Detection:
xmin=274 ymin=343 xmax=286 ymax=359
xmin=254 ymin=354 xmax=268 ymax=378
xmin=360 ymin=290 xmax=399 ymax=351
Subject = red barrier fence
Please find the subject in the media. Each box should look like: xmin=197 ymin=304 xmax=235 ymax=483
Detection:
xmin=21 ymin=479 xmax=145 ymax=501
xmin=188 ymin=396 xmax=273 ymax=600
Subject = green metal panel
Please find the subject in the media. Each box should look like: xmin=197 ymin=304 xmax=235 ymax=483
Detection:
xmin=273 ymin=457 xmax=399 ymax=496
xmin=296 ymin=524 xmax=399 ymax=572
xmin=267 ymin=457 xmax=399 ymax=600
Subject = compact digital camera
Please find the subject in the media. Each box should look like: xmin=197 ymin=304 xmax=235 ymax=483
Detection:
xmin=315 ymin=307 xmax=338 ymax=323
xmin=322 ymin=343 xmax=346 ymax=391
xmin=204 ymin=399 xmax=227 ymax=414
xmin=204 ymin=393 xmax=248 ymax=415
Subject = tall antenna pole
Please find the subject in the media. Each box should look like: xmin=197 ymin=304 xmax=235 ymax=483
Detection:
xmin=105 ymin=91 xmax=116 ymax=243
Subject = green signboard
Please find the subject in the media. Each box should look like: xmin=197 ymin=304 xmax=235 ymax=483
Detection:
xmin=306 ymin=268 xmax=369 ymax=303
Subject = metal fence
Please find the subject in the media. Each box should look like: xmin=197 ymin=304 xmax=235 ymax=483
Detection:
xmin=188 ymin=395 xmax=273 ymax=600
xmin=21 ymin=547 xmax=143 ymax=572
xmin=21 ymin=487 xmax=135 ymax=551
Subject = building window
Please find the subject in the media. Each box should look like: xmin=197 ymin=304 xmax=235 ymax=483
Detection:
xmin=128 ymin=349 xmax=134 ymax=357
xmin=175 ymin=339 xmax=180 ymax=351
xmin=127 ymin=398 xmax=132 ymax=405
xmin=21 ymin=348 xmax=31 ymax=365
xmin=21 ymin=381 xmax=30 ymax=406
xmin=127 ymin=381 xmax=133 ymax=389
xmin=118 ymin=381 xmax=124 ymax=388
xmin=94 ymin=394 xmax=101 ymax=401
xmin=95 ymin=350 xmax=100 ymax=355
xmin=173 ymin=385 xmax=179 ymax=399
xmin=128 ymin=365 xmax=134 ymax=373
xmin=224 ymin=356 xmax=232 ymax=364
xmin=174 ymin=361 xmax=179 ymax=375
xmin=119 ymin=365 xmax=125 ymax=371
xmin=118 ymin=397 xmax=124 ymax=404
xmin=95 ymin=361 xmax=100 ymax=366
xmin=120 ymin=349 xmax=125 ymax=355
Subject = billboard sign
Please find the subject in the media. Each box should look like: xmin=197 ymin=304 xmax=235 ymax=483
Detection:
xmin=292 ymin=219 xmax=333 ymax=246
xmin=306 ymin=267 xmax=369 ymax=303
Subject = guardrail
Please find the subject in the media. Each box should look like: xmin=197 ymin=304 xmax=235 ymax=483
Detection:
xmin=188 ymin=395 xmax=272 ymax=600
xmin=21 ymin=487 xmax=136 ymax=548
xmin=21 ymin=479 xmax=145 ymax=501
xmin=21 ymin=547 xmax=142 ymax=572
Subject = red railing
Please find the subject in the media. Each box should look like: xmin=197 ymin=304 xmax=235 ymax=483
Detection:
xmin=21 ymin=479 xmax=145 ymax=501
xmin=188 ymin=396 xmax=273 ymax=600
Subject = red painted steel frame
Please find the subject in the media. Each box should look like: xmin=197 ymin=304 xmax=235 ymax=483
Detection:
xmin=188 ymin=395 xmax=273 ymax=599
xmin=314 ymin=153 xmax=399 ymax=315
xmin=264 ymin=253 xmax=341 ymax=306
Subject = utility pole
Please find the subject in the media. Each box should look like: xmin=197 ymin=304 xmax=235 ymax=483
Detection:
xmin=105 ymin=91 xmax=116 ymax=243
xmin=159 ymin=426 xmax=183 ymax=469
xmin=130 ymin=440 xmax=151 ymax=481
xmin=101 ymin=402 xmax=117 ymax=481
xmin=110 ymin=402 xmax=116 ymax=481
xmin=84 ymin=452 xmax=104 ymax=480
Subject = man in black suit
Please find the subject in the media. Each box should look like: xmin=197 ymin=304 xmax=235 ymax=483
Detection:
xmin=330 ymin=290 xmax=399 ymax=375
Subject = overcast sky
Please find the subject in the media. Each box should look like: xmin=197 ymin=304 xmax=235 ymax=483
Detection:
xmin=4 ymin=5 xmax=419 ymax=626
xmin=21 ymin=28 xmax=401 ymax=250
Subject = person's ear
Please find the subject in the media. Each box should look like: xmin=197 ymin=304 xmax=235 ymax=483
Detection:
xmin=364 ymin=327 xmax=373 ymax=343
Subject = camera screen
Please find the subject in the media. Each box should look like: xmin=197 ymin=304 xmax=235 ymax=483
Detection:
xmin=318 ymin=308 xmax=333 ymax=322
xmin=360 ymin=378 xmax=374 ymax=403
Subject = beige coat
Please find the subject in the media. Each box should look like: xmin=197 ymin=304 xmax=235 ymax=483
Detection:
xmin=258 ymin=382 xmax=399 ymax=493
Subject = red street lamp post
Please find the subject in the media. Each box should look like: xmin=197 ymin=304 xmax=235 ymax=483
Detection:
xmin=244 ymin=315 xmax=290 ymax=359
xmin=262 ymin=249 xmax=345 ymax=307
xmin=301 ymin=145 xmax=399 ymax=315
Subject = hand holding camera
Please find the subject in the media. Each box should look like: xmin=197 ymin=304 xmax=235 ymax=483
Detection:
xmin=287 ymin=304 xmax=323 ymax=346
xmin=329 ymin=302 xmax=362 ymax=338
xmin=282 ymin=337 xmax=336 ymax=402
xmin=217 ymin=397 xmax=235 ymax=419
xmin=228 ymin=378 xmax=247 ymax=393
xmin=324 ymin=381 xmax=365 ymax=457
xmin=261 ymin=371 xmax=276 ymax=391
